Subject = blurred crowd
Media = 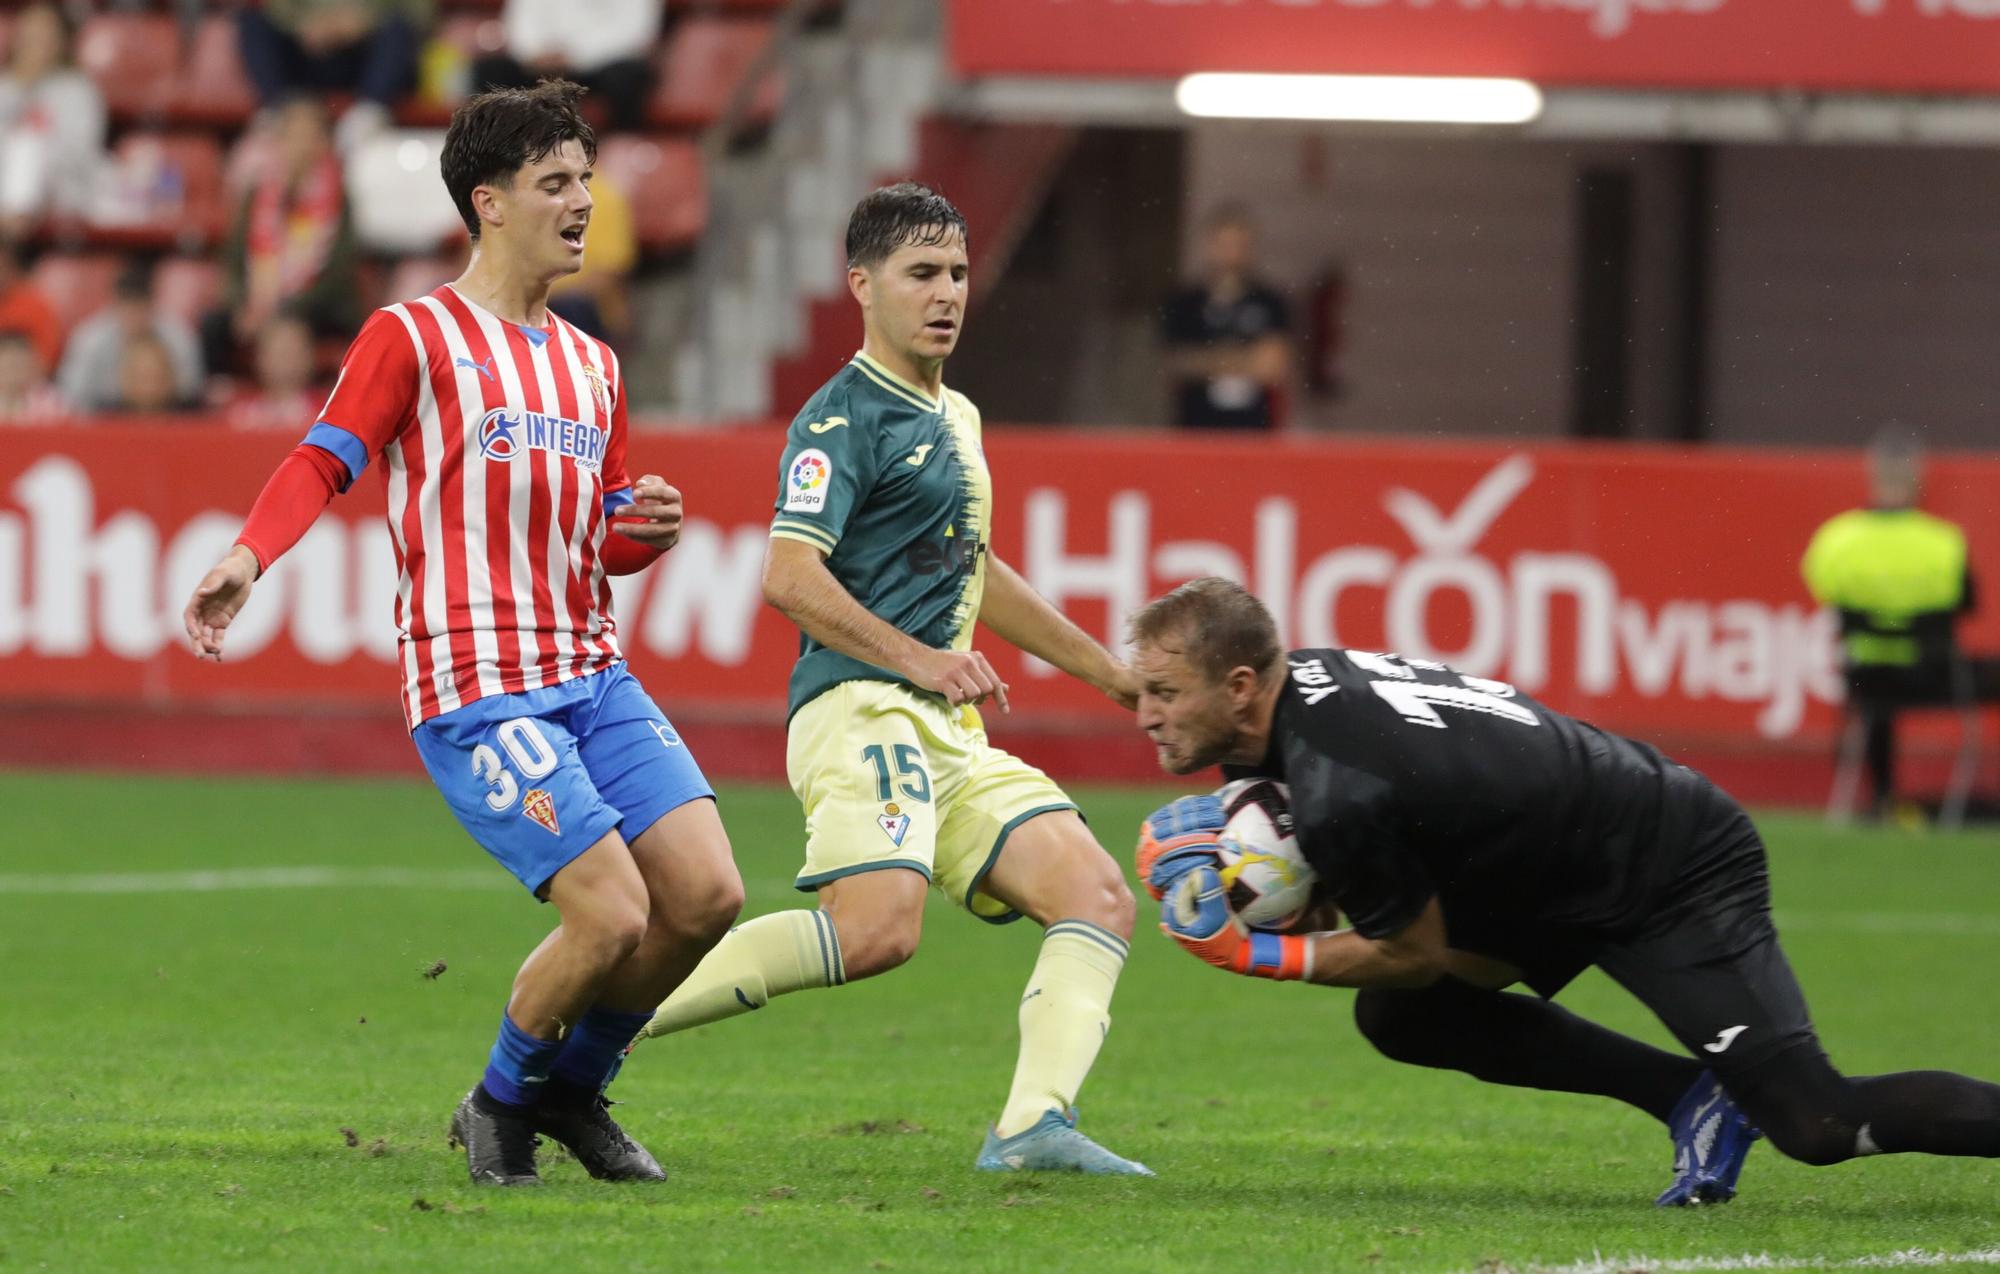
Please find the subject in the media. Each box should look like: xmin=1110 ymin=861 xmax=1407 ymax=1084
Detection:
xmin=0 ymin=0 xmax=716 ymax=426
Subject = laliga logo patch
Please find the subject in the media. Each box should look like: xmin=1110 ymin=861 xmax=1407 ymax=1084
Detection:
xmin=877 ymin=802 xmax=911 ymax=847
xmin=478 ymin=407 xmax=524 ymax=461
xmin=521 ymin=788 xmax=561 ymax=836
xmin=785 ymin=448 xmax=831 ymax=512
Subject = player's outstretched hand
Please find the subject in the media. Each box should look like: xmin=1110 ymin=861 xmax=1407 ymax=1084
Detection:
xmin=1134 ymin=795 xmax=1228 ymax=900
xmin=909 ymin=647 xmax=1010 ymax=713
xmin=182 ymin=545 xmax=260 ymax=662
xmin=1162 ymin=865 xmax=1309 ymax=981
xmin=612 ymin=475 xmax=683 ymax=550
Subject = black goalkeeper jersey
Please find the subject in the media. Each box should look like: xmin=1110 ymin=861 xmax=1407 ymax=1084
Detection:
xmin=1225 ymin=648 xmax=1716 ymax=975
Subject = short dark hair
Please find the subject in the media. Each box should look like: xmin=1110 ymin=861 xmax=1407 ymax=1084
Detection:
xmin=441 ymin=80 xmax=597 ymax=241
xmin=1128 ymin=577 xmax=1283 ymax=685
xmin=846 ymin=182 xmax=969 ymax=270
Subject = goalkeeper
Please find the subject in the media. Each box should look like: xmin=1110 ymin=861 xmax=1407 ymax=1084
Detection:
xmin=1131 ymin=576 xmax=2000 ymax=1207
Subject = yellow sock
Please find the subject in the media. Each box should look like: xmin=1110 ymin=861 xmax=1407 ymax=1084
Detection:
xmin=639 ymin=910 xmax=844 ymax=1039
xmin=995 ymin=920 xmax=1129 ymax=1138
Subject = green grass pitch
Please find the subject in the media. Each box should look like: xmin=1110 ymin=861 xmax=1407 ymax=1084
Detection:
xmin=3 ymin=770 xmax=1998 ymax=1272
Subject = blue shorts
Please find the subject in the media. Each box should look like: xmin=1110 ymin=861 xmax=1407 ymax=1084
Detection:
xmin=413 ymin=663 xmax=714 ymax=896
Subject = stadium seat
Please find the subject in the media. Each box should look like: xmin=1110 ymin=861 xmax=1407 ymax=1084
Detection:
xmin=152 ymin=257 xmax=223 ymax=327
xmin=28 ymin=255 xmax=123 ymax=335
xmin=593 ymin=136 xmax=706 ymax=252
xmin=168 ymin=16 xmax=259 ymax=127
xmin=649 ymin=17 xmax=781 ymax=131
xmin=76 ymin=14 xmax=181 ymax=121
xmin=94 ymin=134 xmax=228 ymax=245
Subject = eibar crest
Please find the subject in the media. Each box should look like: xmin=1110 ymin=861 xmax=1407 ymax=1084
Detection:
xmin=522 ymin=788 xmax=561 ymax=836
xmin=877 ymin=802 xmax=911 ymax=847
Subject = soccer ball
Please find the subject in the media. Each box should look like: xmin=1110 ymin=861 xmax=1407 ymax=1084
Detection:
xmin=1213 ymin=778 xmax=1316 ymax=930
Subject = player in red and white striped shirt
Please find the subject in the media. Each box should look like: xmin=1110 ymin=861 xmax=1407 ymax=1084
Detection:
xmin=181 ymin=82 xmax=743 ymax=1188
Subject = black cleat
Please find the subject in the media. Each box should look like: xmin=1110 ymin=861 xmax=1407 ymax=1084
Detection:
xmin=448 ymin=1087 xmax=543 ymax=1187
xmin=531 ymin=1080 xmax=667 ymax=1183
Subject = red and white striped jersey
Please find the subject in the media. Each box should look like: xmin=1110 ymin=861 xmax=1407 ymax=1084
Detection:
xmin=307 ymin=284 xmax=636 ymax=729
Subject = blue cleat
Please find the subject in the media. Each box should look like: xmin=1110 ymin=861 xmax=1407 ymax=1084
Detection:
xmin=974 ymin=1108 xmax=1154 ymax=1177
xmin=1655 ymin=1071 xmax=1761 ymax=1207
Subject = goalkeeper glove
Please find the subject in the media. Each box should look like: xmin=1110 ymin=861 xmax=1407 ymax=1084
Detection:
xmin=1161 ymin=865 xmax=1311 ymax=982
xmin=1134 ymin=795 xmax=1228 ymax=901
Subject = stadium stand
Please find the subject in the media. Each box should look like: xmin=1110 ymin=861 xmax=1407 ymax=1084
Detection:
xmin=0 ymin=0 xmax=816 ymax=411
xmin=74 ymin=12 xmax=179 ymax=123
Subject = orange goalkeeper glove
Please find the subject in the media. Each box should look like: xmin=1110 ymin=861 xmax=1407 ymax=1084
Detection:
xmin=1135 ymin=794 xmax=1229 ymax=901
xmin=1161 ymin=865 xmax=1312 ymax=981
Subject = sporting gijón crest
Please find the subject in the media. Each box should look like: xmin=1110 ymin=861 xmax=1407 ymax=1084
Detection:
xmin=522 ymin=788 xmax=560 ymax=836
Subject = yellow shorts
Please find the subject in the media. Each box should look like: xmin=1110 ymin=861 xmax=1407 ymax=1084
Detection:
xmin=787 ymin=679 xmax=1078 ymax=924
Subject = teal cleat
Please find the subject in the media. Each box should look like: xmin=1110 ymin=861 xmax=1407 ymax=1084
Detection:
xmin=974 ymin=1108 xmax=1154 ymax=1176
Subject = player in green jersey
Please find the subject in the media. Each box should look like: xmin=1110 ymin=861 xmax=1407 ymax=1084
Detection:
xmin=635 ymin=183 xmax=1151 ymax=1175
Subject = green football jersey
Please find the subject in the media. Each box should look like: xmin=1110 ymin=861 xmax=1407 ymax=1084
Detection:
xmin=769 ymin=351 xmax=993 ymax=719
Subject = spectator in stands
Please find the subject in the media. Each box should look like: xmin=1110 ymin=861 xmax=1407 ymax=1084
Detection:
xmin=238 ymin=0 xmax=432 ymax=152
xmin=1160 ymin=204 xmax=1293 ymax=431
xmin=1802 ymin=425 xmax=2000 ymax=820
xmin=58 ymin=261 xmax=204 ymax=414
xmin=204 ymin=95 xmax=358 ymax=377
xmin=0 ymin=237 xmax=59 ymax=374
xmin=115 ymin=330 xmax=191 ymax=414
xmin=0 ymin=2 xmax=106 ymax=236
xmin=472 ymin=0 xmax=659 ymax=131
xmin=226 ymin=309 xmax=323 ymax=429
xmin=548 ymin=170 xmax=637 ymax=339
xmin=0 ymin=327 xmax=66 ymax=421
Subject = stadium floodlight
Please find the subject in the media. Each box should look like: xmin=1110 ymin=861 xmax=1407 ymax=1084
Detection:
xmin=1174 ymin=73 xmax=1544 ymax=125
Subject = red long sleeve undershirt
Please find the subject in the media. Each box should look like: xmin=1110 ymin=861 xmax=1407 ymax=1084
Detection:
xmin=234 ymin=445 xmax=343 ymax=574
xmin=234 ymin=445 xmax=667 ymax=577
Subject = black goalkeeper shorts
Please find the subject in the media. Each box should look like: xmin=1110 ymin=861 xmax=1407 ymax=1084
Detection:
xmin=1594 ymin=791 xmax=1818 ymax=1076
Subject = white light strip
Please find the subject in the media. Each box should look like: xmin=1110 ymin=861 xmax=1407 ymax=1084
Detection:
xmin=1175 ymin=72 xmax=1544 ymax=125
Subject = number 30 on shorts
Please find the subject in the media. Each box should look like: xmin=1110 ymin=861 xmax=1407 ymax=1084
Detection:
xmin=472 ymin=718 xmax=561 ymax=812
xmin=861 ymin=743 xmax=931 ymax=803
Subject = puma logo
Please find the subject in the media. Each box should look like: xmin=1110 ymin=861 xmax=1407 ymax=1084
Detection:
xmin=807 ymin=416 xmax=849 ymax=434
xmin=1703 ymin=1025 xmax=1748 ymax=1054
xmin=455 ymin=356 xmax=496 ymax=383
xmin=905 ymin=443 xmax=934 ymax=467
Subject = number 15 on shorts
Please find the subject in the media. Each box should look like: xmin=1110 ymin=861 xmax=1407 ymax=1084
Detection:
xmin=862 ymin=743 xmax=931 ymax=803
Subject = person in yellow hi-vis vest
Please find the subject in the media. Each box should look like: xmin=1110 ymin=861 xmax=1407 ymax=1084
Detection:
xmin=1803 ymin=427 xmax=1998 ymax=818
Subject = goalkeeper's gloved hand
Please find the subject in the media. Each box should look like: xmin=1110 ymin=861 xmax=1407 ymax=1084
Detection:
xmin=1134 ymin=795 xmax=1229 ymax=901
xmin=1160 ymin=865 xmax=1311 ymax=981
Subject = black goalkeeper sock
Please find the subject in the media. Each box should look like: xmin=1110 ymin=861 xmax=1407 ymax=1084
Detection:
xmin=1852 ymin=1071 xmax=2000 ymax=1157
xmin=1732 ymin=1045 xmax=2000 ymax=1164
xmin=1354 ymin=978 xmax=1704 ymax=1123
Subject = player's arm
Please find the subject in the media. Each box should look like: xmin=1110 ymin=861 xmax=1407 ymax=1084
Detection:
xmin=978 ymin=554 xmax=1137 ymax=709
xmin=1297 ymin=899 xmax=1448 ymax=989
xmin=183 ymin=310 xmax=416 ymax=660
xmin=763 ymin=538 xmax=1009 ymax=710
xmin=595 ymin=368 xmax=680 ymax=573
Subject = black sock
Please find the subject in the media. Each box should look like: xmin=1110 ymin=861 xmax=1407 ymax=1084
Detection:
xmin=1354 ymin=978 xmax=1704 ymax=1123
xmin=1733 ymin=1044 xmax=2000 ymax=1164
xmin=1854 ymin=1071 xmax=2000 ymax=1157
